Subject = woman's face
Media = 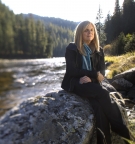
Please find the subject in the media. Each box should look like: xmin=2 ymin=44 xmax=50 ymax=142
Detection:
xmin=82 ymin=23 xmax=94 ymax=45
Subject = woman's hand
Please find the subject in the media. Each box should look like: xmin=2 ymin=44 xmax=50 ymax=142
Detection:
xmin=97 ymin=72 xmax=104 ymax=82
xmin=79 ymin=76 xmax=91 ymax=84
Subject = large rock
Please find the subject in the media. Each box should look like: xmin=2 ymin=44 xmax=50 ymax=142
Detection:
xmin=102 ymin=78 xmax=117 ymax=92
xmin=111 ymin=68 xmax=135 ymax=101
xmin=0 ymin=90 xmax=95 ymax=144
xmin=113 ymin=67 xmax=135 ymax=84
xmin=0 ymin=81 xmax=130 ymax=144
xmin=111 ymin=78 xmax=133 ymax=91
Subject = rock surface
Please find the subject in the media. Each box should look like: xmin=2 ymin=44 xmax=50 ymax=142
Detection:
xmin=111 ymin=67 xmax=135 ymax=101
xmin=0 ymin=68 xmax=135 ymax=144
xmin=113 ymin=67 xmax=135 ymax=84
xmin=0 ymin=90 xmax=95 ymax=144
xmin=111 ymin=78 xmax=133 ymax=91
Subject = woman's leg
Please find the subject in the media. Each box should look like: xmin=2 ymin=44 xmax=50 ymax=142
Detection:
xmin=73 ymin=81 xmax=130 ymax=143
xmin=73 ymin=81 xmax=113 ymax=119
xmin=89 ymin=98 xmax=111 ymax=144
xmin=108 ymin=99 xmax=130 ymax=142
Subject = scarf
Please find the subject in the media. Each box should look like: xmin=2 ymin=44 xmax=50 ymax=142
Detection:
xmin=82 ymin=43 xmax=92 ymax=71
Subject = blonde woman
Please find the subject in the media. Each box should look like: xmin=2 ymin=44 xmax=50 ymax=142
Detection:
xmin=61 ymin=21 xmax=130 ymax=144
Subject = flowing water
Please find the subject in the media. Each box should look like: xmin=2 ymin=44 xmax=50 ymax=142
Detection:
xmin=0 ymin=58 xmax=110 ymax=117
xmin=0 ymin=58 xmax=66 ymax=116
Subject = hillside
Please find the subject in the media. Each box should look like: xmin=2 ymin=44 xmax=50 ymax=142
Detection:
xmin=23 ymin=13 xmax=78 ymax=31
xmin=0 ymin=1 xmax=78 ymax=58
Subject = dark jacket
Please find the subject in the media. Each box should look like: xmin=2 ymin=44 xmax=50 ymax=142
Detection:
xmin=61 ymin=42 xmax=105 ymax=92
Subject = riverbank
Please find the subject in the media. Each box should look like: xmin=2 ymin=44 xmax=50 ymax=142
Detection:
xmin=105 ymin=51 xmax=135 ymax=79
xmin=0 ymin=58 xmax=135 ymax=143
xmin=0 ymin=75 xmax=135 ymax=144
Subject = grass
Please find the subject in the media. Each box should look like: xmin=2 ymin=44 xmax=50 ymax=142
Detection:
xmin=105 ymin=51 xmax=135 ymax=79
xmin=122 ymin=137 xmax=135 ymax=144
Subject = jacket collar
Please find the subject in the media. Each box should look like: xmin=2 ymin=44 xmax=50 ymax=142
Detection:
xmin=67 ymin=42 xmax=103 ymax=56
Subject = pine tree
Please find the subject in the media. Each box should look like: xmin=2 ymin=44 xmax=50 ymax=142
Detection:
xmin=122 ymin=0 xmax=135 ymax=34
xmin=104 ymin=12 xmax=113 ymax=43
xmin=95 ymin=5 xmax=106 ymax=46
xmin=114 ymin=0 xmax=121 ymax=15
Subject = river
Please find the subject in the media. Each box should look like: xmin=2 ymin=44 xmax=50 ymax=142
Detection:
xmin=0 ymin=58 xmax=110 ymax=117
xmin=0 ymin=58 xmax=66 ymax=116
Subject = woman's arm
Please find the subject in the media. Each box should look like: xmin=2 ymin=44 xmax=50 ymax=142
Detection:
xmin=99 ymin=48 xmax=106 ymax=76
xmin=65 ymin=48 xmax=97 ymax=78
xmin=96 ymin=48 xmax=105 ymax=82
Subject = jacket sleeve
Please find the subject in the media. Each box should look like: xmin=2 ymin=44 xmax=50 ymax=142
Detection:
xmin=65 ymin=48 xmax=97 ymax=78
xmin=99 ymin=48 xmax=106 ymax=76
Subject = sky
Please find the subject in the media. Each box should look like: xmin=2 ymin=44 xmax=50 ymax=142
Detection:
xmin=1 ymin=0 xmax=124 ymax=23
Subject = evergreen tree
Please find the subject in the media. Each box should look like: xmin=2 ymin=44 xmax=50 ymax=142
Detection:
xmin=0 ymin=1 xmax=75 ymax=58
xmin=45 ymin=35 xmax=53 ymax=58
xmin=114 ymin=0 xmax=121 ymax=14
xmin=95 ymin=5 xmax=106 ymax=46
xmin=124 ymin=33 xmax=135 ymax=52
xmin=104 ymin=0 xmax=122 ymax=43
xmin=116 ymin=32 xmax=126 ymax=55
xmin=104 ymin=13 xmax=113 ymax=43
xmin=122 ymin=0 xmax=135 ymax=34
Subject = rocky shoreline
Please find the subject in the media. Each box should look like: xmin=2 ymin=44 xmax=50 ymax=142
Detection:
xmin=0 ymin=68 xmax=135 ymax=144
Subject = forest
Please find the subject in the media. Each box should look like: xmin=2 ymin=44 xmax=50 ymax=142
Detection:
xmin=0 ymin=0 xmax=76 ymax=58
xmin=103 ymin=0 xmax=135 ymax=55
xmin=0 ymin=0 xmax=135 ymax=58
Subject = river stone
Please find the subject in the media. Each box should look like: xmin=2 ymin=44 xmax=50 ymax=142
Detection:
xmin=113 ymin=67 xmax=135 ymax=84
xmin=111 ymin=78 xmax=133 ymax=91
xmin=0 ymin=90 xmax=95 ymax=144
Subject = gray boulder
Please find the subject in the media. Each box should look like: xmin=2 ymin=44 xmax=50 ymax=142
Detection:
xmin=113 ymin=67 xmax=135 ymax=84
xmin=0 ymin=89 xmax=127 ymax=144
xmin=102 ymin=78 xmax=117 ymax=92
xmin=111 ymin=68 xmax=135 ymax=101
xmin=111 ymin=78 xmax=133 ymax=91
xmin=0 ymin=90 xmax=95 ymax=144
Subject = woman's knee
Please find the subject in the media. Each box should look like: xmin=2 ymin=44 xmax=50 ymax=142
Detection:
xmin=96 ymin=88 xmax=110 ymax=99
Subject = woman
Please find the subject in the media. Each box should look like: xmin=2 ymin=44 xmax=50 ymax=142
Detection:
xmin=61 ymin=21 xmax=130 ymax=144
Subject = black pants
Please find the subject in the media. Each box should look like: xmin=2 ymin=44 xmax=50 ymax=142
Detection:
xmin=73 ymin=81 xmax=130 ymax=144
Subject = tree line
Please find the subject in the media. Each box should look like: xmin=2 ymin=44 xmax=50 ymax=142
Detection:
xmin=1 ymin=0 xmax=135 ymax=58
xmin=0 ymin=0 xmax=76 ymax=58
xmin=103 ymin=0 xmax=135 ymax=55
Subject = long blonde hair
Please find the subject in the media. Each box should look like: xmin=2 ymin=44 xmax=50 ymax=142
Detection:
xmin=74 ymin=21 xmax=100 ymax=55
